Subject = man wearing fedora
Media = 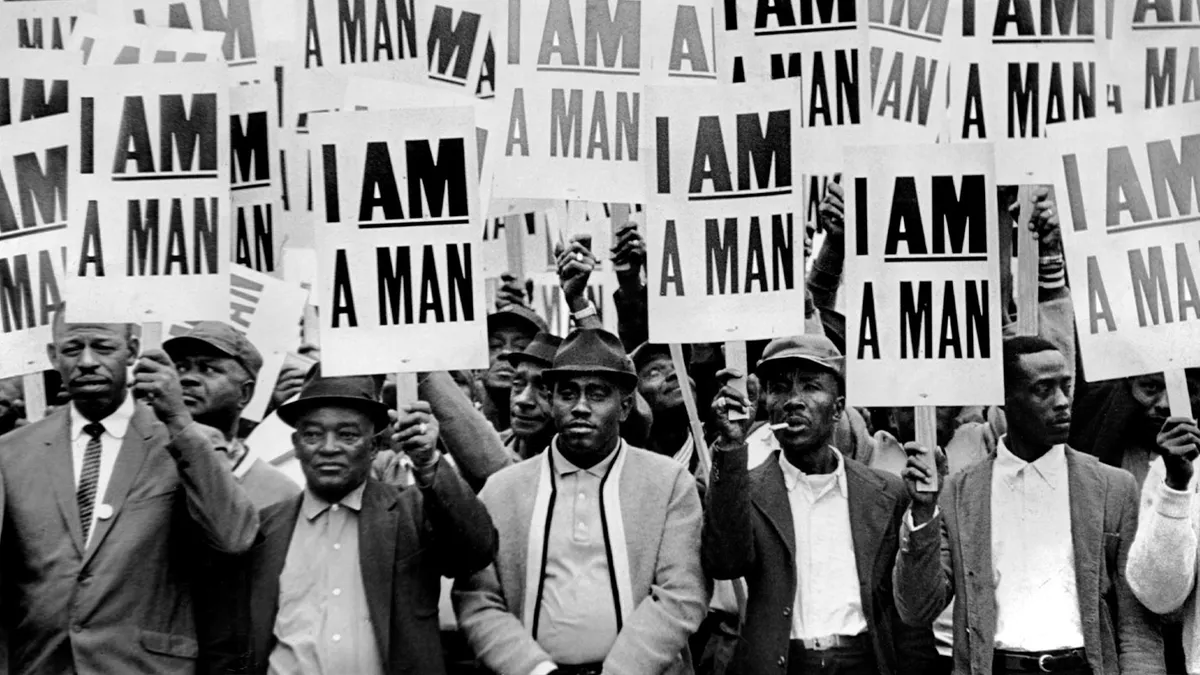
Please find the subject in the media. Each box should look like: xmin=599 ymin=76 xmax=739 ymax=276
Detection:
xmin=502 ymin=332 xmax=564 ymax=461
xmin=703 ymin=334 xmax=936 ymax=675
xmin=482 ymin=304 xmax=550 ymax=432
xmin=454 ymin=328 xmax=708 ymax=675
xmin=212 ymin=369 xmax=497 ymax=674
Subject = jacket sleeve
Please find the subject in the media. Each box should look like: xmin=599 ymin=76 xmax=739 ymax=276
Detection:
xmin=170 ymin=422 xmax=259 ymax=554
xmin=1127 ymin=459 xmax=1198 ymax=615
xmin=420 ymin=455 xmax=498 ymax=578
xmin=421 ymin=371 xmax=514 ymax=490
xmin=453 ymin=562 xmax=555 ymax=675
xmin=1113 ymin=471 xmax=1167 ymax=674
xmin=885 ymin=492 xmax=939 ymax=675
xmin=605 ymin=467 xmax=709 ymax=675
xmin=612 ymin=281 xmax=648 ymax=353
xmin=701 ymin=441 xmax=756 ymax=580
xmin=892 ymin=486 xmax=955 ymax=627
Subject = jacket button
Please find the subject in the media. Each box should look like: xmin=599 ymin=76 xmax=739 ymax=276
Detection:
xmin=783 ymin=607 xmax=791 ymax=617
xmin=778 ymin=656 xmax=786 ymax=668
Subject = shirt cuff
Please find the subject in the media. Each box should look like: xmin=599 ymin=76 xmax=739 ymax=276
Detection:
xmin=1157 ymin=480 xmax=1194 ymax=520
xmin=530 ymin=662 xmax=557 ymax=675
xmin=904 ymin=506 xmax=940 ymax=533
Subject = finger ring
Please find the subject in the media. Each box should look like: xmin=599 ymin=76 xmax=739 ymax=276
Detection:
xmin=716 ymin=397 xmax=727 ymax=409
xmin=418 ymin=422 xmax=428 ymax=435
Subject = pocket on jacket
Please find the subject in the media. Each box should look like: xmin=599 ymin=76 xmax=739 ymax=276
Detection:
xmin=125 ymin=489 xmax=176 ymax=510
xmin=140 ymin=629 xmax=199 ymax=659
xmin=1101 ymin=532 xmax=1121 ymax=595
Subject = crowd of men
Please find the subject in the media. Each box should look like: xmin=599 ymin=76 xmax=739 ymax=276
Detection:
xmin=1 ymin=182 xmax=1199 ymax=675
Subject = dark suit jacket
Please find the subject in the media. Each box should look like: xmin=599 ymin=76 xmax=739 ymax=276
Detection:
xmin=216 ymin=459 xmax=497 ymax=674
xmin=893 ymin=447 xmax=1163 ymax=674
xmin=702 ymin=444 xmax=936 ymax=675
xmin=0 ymin=403 xmax=259 ymax=674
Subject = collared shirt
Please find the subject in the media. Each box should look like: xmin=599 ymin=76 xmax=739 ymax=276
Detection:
xmin=779 ymin=448 xmax=867 ymax=640
xmin=536 ymin=441 xmax=621 ymax=665
xmin=70 ymin=393 xmax=135 ymax=547
xmin=268 ymin=483 xmax=385 ymax=675
xmin=991 ymin=440 xmax=1084 ymax=651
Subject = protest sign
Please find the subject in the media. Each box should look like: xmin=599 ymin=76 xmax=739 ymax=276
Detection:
xmin=0 ymin=49 xmax=75 ymax=131
xmin=532 ymin=268 xmax=619 ymax=335
xmin=644 ymin=80 xmax=806 ymax=343
xmin=420 ymin=0 xmax=494 ymax=95
xmin=0 ymin=0 xmax=92 ymax=51
xmin=310 ymin=106 xmax=488 ymax=376
xmin=480 ymin=210 xmax=549 ymax=277
xmin=866 ymin=0 xmax=950 ymax=143
xmin=101 ymin=0 xmax=266 ymax=67
xmin=948 ymin=0 xmax=1112 ymax=141
xmin=0 ymin=115 xmax=71 ymax=379
xmin=718 ymin=0 xmax=868 ymax=172
xmin=293 ymin=0 xmax=427 ymax=85
xmin=1111 ymin=0 xmax=1200 ymax=111
xmin=231 ymin=79 xmax=284 ymax=274
xmin=845 ymin=142 xmax=1003 ymax=405
xmin=1046 ymin=107 xmax=1200 ymax=381
xmin=66 ymin=63 xmax=231 ymax=323
xmin=492 ymin=0 xmax=718 ymax=202
xmin=70 ymin=13 xmax=227 ymax=65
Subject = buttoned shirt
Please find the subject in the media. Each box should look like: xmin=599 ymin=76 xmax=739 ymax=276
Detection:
xmin=779 ymin=448 xmax=867 ymax=640
xmin=70 ymin=394 xmax=135 ymax=547
xmin=268 ymin=483 xmax=385 ymax=675
xmin=536 ymin=442 xmax=621 ymax=665
xmin=991 ymin=440 xmax=1085 ymax=651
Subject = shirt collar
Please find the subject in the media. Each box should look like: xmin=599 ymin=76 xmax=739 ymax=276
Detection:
xmin=996 ymin=436 xmax=1067 ymax=489
xmin=301 ymin=481 xmax=367 ymax=520
xmin=552 ymin=437 xmax=621 ymax=479
xmin=70 ymin=393 xmax=135 ymax=442
xmin=778 ymin=446 xmax=848 ymax=498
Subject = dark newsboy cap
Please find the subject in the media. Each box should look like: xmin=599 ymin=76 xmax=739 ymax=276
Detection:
xmin=487 ymin=304 xmax=549 ymax=336
xmin=543 ymin=328 xmax=639 ymax=389
xmin=276 ymin=365 xmax=392 ymax=432
xmin=501 ymin=332 xmax=563 ymax=369
xmin=164 ymin=321 xmax=264 ymax=378
xmin=756 ymin=334 xmax=845 ymax=379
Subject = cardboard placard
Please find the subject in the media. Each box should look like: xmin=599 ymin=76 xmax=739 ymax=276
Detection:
xmin=0 ymin=49 xmax=75 ymax=131
xmin=100 ymin=0 xmax=268 ymax=67
xmin=70 ymin=13 xmax=226 ymax=65
xmin=420 ymin=0 xmax=495 ymax=95
xmin=0 ymin=0 xmax=93 ymax=52
xmin=866 ymin=0 xmax=951 ymax=143
xmin=230 ymin=78 xmax=284 ymax=274
xmin=1110 ymin=0 xmax=1200 ymax=112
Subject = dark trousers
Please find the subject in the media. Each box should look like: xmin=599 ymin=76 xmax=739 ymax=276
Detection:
xmin=786 ymin=640 xmax=876 ymax=675
xmin=993 ymin=669 xmax=1091 ymax=675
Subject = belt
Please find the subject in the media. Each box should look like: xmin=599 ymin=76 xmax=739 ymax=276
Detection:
xmin=555 ymin=663 xmax=604 ymax=675
xmin=994 ymin=648 xmax=1087 ymax=673
xmin=792 ymin=633 xmax=870 ymax=652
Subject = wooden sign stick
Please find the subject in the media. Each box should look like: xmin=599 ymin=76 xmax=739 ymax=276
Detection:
xmin=22 ymin=373 xmax=46 ymax=422
xmin=394 ymin=372 xmax=420 ymax=408
xmin=504 ymin=214 xmax=526 ymax=281
xmin=670 ymin=344 xmax=711 ymax=477
xmin=141 ymin=322 xmax=164 ymax=351
xmin=724 ymin=341 xmax=749 ymax=421
xmin=913 ymin=405 xmax=939 ymax=492
xmin=1164 ymin=369 xmax=1194 ymax=418
xmin=1015 ymin=185 xmax=1039 ymax=336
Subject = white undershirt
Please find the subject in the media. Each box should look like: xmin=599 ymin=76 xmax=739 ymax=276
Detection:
xmin=70 ymin=394 xmax=135 ymax=547
xmin=991 ymin=440 xmax=1084 ymax=651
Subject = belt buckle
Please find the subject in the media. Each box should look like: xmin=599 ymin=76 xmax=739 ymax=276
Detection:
xmin=814 ymin=635 xmax=835 ymax=650
xmin=1037 ymin=654 xmax=1053 ymax=673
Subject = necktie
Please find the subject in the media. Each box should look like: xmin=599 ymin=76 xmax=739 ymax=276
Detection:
xmin=77 ymin=422 xmax=106 ymax=543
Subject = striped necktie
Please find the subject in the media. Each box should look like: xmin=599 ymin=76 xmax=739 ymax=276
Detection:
xmin=77 ymin=422 xmax=106 ymax=543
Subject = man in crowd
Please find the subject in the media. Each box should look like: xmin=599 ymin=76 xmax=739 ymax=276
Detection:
xmin=1127 ymin=413 xmax=1200 ymax=674
xmin=0 ymin=308 xmax=259 ymax=673
xmin=481 ymin=304 xmax=549 ymax=431
xmin=631 ymin=343 xmax=703 ymax=477
xmin=703 ymin=334 xmax=935 ymax=675
xmin=503 ymin=332 xmax=563 ymax=460
xmin=213 ymin=368 xmax=497 ymax=674
xmin=454 ymin=328 xmax=707 ymax=675
xmin=165 ymin=322 xmax=299 ymax=509
xmin=0 ymin=378 xmax=23 ymax=436
xmin=895 ymin=336 xmax=1162 ymax=674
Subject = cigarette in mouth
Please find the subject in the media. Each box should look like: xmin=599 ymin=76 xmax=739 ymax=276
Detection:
xmin=769 ymin=422 xmax=790 ymax=430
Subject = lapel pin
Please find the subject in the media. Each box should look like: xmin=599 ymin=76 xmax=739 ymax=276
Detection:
xmin=96 ymin=504 xmax=114 ymax=520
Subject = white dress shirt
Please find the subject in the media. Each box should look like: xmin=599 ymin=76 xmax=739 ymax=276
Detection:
xmin=70 ymin=394 xmax=136 ymax=547
xmin=991 ymin=440 xmax=1085 ymax=651
xmin=779 ymin=449 xmax=867 ymax=640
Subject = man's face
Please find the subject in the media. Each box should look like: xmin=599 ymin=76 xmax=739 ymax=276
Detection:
xmin=762 ymin=366 xmax=845 ymax=452
xmin=888 ymin=405 xmax=963 ymax=449
xmin=509 ymin=360 xmax=552 ymax=439
xmin=1128 ymin=373 xmax=1200 ymax=431
xmin=293 ymin=406 xmax=377 ymax=501
xmin=485 ymin=325 xmax=534 ymax=389
xmin=552 ymin=374 xmax=632 ymax=456
xmin=637 ymin=353 xmax=687 ymax=414
xmin=1006 ymin=350 xmax=1074 ymax=447
xmin=48 ymin=323 xmax=136 ymax=408
xmin=174 ymin=350 xmax=253 ymax=421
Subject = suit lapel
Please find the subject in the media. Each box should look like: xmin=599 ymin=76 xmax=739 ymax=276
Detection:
xmin=41 ymin=411 xmax=84 ymax=556
xmin=82 ymin=407 xmax=154 ymax=568
xmin=845 ymin=462 xmax=892 ymax=593
xmin=1066 ymin=450 xmax=1103 ymax=657
xmin=957 ymin=459 xmax=996 ymax=642
xmin=359 ymin=480 xmax=399 ymax=663
xmin=252 ymin=497 xmax=301 ymax=662
xmin=751 ymin=455 xmax=795 ymax=565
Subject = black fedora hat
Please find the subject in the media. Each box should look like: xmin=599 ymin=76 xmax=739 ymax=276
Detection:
xmin=502 ymin=332 xmax=563 ymax=369
xmin=543 ymin=328 xmax=639 ymax=389
xmin=276 ymin=365 xmax=392 ymax=432
xmin=629 ymin=342 xmax=692 ymax=374
xmin=487 ymin=304 xmax=549 ymax=336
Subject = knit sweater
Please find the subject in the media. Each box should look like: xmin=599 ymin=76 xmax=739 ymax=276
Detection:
xmin=1127 ymin=457 xmax=1200 ymax=673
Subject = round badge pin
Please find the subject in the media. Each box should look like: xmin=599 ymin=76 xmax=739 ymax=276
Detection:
xmin=96 ymin=504 xmax=114 ymax=520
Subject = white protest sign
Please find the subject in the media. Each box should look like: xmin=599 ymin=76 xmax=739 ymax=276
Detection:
xmin=293 ymin=0 xmax=427 ymax=85
xmin=100 ymin=0 xmax=267 ymax=67
xmin=67 ymin=63 xmax=231 ymax=323
xmin=1047 ymin=107 xmax=1200 ymax=380
xmin=866 ymin=0 xmax=950 ymax=143
xmin=532 ymin=267 xmax=619 ymax=335
xmin=645 ymin=80 xmax=807 ymax=343
xmin=421 ymin=0 xmax=495 ymax=95
xmin=0 ymin=0 xmax=92 ymax=51
xmin=311 ymin=107 xmax=488 ymax=376
xmin=70 ymin=13 xmax=226 ymax=65
xmin=948 ymin=0 xmax=1112 ymax=141
xmin=0 ymin=49 xmax=75 ymax=131
xmin=1111 ymin=0 xmax=1200 ymax=111
xmin=231 ymin=78 xmax=284 ymax=274
xmin=480 ymin=210 xmax=550 ymax=277
xmin=492 ymin=0 xmax=719 ymax=202
xmin=845 ymin=142 xmax=1003 ymax=406
xmin=718 ymin=0 xmax=868 ymax=172
xmin=0 ymin=115 xmax=72 ymax=379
